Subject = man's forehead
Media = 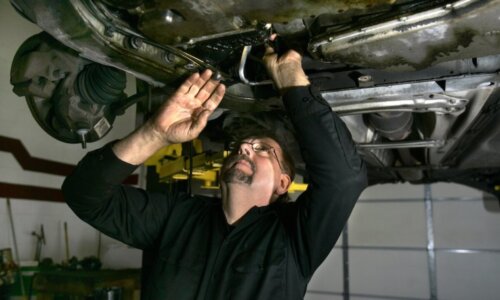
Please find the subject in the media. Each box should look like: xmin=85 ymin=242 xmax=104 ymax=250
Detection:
xmin=243 ymin=137 xmax=280 ymax=148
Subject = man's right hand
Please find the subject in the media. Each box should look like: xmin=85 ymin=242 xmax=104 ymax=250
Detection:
xmin=112 ymin=69 xmax=225 ymax=165
xmin=263 ymin=42 xmax=310 ymax=94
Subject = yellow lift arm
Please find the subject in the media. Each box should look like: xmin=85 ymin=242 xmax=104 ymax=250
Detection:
xmin=144 ymin=140 xmax=307 ymax=193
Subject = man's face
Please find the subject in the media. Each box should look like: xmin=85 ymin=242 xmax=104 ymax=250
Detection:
xmin=221 ymin=137 xmax=284 ymax=190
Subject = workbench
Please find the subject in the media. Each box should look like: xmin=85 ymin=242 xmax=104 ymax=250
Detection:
xmin=31 ymin=269 xmax=140 ymax=299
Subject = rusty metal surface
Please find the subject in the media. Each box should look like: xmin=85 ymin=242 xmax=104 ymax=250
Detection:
xmin=315 ymin=0 xmax=500 ymax=70
xmin=137 ymin=0 xmax=401 ymax=44
xmin=10 ymin=0 xmax=221 ymax=87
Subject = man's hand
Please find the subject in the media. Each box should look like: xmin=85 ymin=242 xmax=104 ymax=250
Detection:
xmin=112 ymin=69 xmax=225 ymax=165
xmin=263 ymin=42 xmax=310 ymax=94
xmin=149 ymin=69 xmax=225 ymax=144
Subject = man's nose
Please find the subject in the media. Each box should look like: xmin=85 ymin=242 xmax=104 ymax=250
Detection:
xmin=238 ymin=143 xmax=252 ymax=156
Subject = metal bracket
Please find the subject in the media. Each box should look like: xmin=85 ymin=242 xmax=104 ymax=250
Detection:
xmin=323 ymin=93 xmax=468 ymax=115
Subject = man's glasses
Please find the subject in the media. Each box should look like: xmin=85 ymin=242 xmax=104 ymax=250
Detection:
xmin=228 ymin=141 xmax=283 ymax=171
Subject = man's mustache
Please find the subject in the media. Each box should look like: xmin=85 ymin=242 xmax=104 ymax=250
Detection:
xmin=223 ymin=154 xmax=256 ymax=173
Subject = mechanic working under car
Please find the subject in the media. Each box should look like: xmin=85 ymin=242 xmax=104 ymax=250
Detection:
xmin=62 ymin=41 xmax=367 ymax=299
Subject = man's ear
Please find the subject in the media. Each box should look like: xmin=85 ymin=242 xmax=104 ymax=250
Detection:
xmin=276 ymin=173 xmax=292 ymax=196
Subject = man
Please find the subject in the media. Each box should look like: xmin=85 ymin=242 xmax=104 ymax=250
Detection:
xmin=62 ymin=45 xmax=367 ymax=299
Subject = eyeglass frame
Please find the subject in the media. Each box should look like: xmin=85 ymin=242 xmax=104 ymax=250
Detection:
xmin=228 ymin=140 xmax=284 ymax=172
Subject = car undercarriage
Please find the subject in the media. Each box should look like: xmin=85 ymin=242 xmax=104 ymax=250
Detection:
xmin=9 ymin=0 xmax=500 ymax=200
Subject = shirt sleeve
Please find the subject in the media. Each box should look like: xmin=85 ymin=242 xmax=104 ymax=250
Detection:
xmin=62 ymin=142 xmax=174 ymax=250
xmin=282 ymin=86 xmax=368 ymax=277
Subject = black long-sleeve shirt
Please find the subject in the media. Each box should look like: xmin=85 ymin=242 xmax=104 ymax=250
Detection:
xmin=62 ymin=86 xmax=367 ymax=300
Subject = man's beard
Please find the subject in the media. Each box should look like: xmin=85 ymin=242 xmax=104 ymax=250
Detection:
xmin=221 ymin=155 xmax=255 ymax=185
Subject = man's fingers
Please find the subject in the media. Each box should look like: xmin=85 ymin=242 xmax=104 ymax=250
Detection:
xmin=186 ymin=69 xmax=213 ymax=97
xmin=264 ymin=44 xmax=276 ymax=56
xmin=263 ymin=44 xmax=278 ymax=70
xmin=191 ymin=84 xmax=225 ymax=136
xmin=264 ymin=34 xmax=278 ymax=54
xmin=175 ymin=69 xmax=213 ymax=97
xmin=202 ymin=84 xmax=226 ymax=111
xmin=195 ymin=77 xmax=220 ymax=101
xmin=176 ymin=72 xmax=200 ymax=95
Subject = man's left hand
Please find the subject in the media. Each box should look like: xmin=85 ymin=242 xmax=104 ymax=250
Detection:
xmin=149 ymin=69 xmax=226 ymax=144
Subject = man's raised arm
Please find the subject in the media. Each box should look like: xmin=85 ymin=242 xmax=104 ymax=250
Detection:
xmin=112 ymin=70 xmax=225 ymax=164
xmin=264 ymin=46 xmax=368 ymax=276
xmin=62 ymin=70 xmax=225 ymax=248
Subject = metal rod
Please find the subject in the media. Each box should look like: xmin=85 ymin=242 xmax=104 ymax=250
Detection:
xmin=32 ymin=224 xmax=45 ymax=262
xmin=6 ymin=198 xmax=26 ymax=297
xmin=238 ymin=46 xmax=273 ymax=86
xmin=64 ymin=221 xmax=70 ymax=261
xmin=97 ymin=232 xmax=102 ymax=259
xmin=326 ymin=95 xmax=467 ymax=116
xmin=310 ymin=0 xmax=480 ymax=51
xmin=342 ymin=224 xmax=350 ymax=300
xmin=424 ymin=184 xmax=438 ymax=300
xmin=357 ymin=197 xmax=487 ymax=203
xmin=357 ymin=139 xmax=445 ymax=149
xmin=332 ymin=245 xmax=500 ymax=254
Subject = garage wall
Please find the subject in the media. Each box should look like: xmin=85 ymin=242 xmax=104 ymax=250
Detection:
xmin=306 ymin=182 xmax=500 ymax=300
xmin=0 ymin=1 xmax=142 ymax=268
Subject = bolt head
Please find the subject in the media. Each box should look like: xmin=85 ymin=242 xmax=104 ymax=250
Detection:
xmin=104 ymin=27 xmax=114 ymax=37
xmin=184 ymin=62 xmax=196 ymax=70
xmin=358 ymin=75 xmax=373 ymax=82
xmin=130 ymin=37 xmax=143 ymax=49
xmin=163 ymin=52 xmax=177 ymax=63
